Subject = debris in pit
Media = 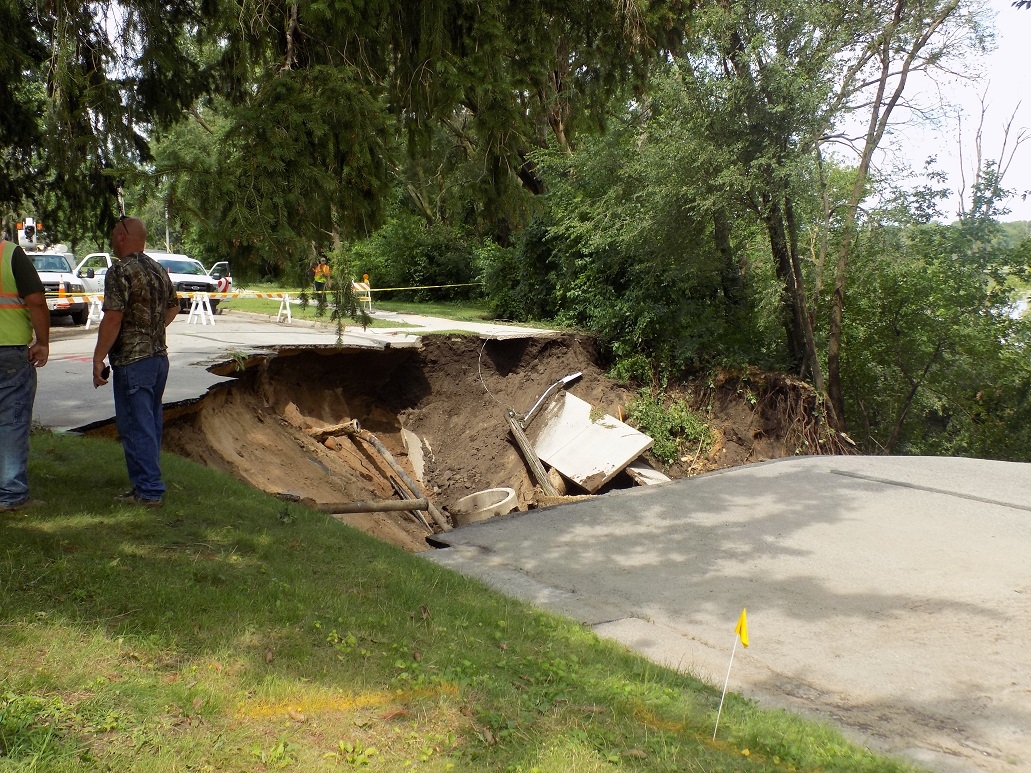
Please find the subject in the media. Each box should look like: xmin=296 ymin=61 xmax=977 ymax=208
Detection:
xmin=529 ymin=392 xmax=654 ymax=494
xmin=305 ymin=420 xmax=450 ymax=532
xmin=625 ymin=459 xmax=672 ymax=486
xmin=451 ymin=487 xmax=518 ymax=526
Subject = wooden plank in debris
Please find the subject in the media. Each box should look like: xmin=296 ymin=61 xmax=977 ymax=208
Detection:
xmin=531 ymin=392 xmax=654 ymax=493
xmin=507 ymin=412 xmax=559 ymax=497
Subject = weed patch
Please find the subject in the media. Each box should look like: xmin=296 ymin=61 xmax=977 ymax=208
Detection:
xmin=627 ymin=389 xmax=714 ymax=466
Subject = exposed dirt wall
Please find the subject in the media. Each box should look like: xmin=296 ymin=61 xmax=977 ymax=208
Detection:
xmin=152 ymin=334 xmax=840 ymax=551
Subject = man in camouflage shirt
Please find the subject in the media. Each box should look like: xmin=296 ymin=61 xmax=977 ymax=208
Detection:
xmin=92 ymin=217 xmax=180 ymax=507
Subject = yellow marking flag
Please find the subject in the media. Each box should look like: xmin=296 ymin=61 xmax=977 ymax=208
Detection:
xmin=735 ymin=608 xmax=749 ymax=648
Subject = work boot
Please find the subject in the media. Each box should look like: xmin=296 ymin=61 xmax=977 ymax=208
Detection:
xmin=114 ymin=490 xmax=163 ymax=508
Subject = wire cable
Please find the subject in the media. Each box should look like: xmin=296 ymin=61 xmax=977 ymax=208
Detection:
xmin=477 ymin=337 xmax=513 ymax=413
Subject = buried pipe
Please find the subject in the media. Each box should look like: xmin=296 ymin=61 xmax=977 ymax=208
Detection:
xmin=315 ymin=498 xmax=428 ymax=515
xmin=306 ymin=420 xmax=450 ymax=531
xmin=520 ymin=371 xmax=582 ymax=429
xmin=323 ymin=422 xmax=451 ymax=532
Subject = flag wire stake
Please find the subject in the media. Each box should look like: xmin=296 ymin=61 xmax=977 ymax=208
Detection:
xmin=712 ymin=634 xmax=739 ymax=741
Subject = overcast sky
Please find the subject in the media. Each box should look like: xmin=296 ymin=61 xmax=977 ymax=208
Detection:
xmin=877 ymin=0 xmax=1031 ymax=221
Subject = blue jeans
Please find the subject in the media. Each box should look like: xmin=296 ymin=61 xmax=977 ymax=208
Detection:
xmin=0 ymin=346 xmax=37 ymax=507
xmin=113 ymin=354 xmax=169 ymax=501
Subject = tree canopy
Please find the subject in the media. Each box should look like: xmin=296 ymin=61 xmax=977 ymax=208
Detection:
xmin=4 ymin=0 xmax=1030 ymax=461
xmin=1 ymin=0 xmax=680 ymax=247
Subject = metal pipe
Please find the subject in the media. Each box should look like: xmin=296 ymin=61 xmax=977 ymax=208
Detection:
xmin=316 ymin=498 xmax=428 ymax=514
xmin=341 ymin=424 xmax=451 ymax=531
xmin=521 ymin=371 xmax=582 ymax=428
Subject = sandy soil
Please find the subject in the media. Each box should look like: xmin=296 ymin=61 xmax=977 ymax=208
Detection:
xmin=156 ymin=334 xmax=823 ymax=551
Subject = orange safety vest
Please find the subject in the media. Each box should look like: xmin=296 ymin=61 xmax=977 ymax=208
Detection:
xmin=0 ymin=240 xmax=33 ymax=345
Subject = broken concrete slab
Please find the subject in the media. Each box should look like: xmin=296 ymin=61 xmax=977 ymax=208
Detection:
xmin=531 ymin=392 xmax=654 ymax=493
xmin=625 ymin=459 xmax=672 ymax=486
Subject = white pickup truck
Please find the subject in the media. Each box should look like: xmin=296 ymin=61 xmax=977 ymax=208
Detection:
xmin=27 ymin=249 xmax=89 ymax=324
xmin=75 ymin=252 xmax=231 ymax=312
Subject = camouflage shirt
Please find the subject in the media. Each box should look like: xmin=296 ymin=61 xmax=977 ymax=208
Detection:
xmin=103 ymin=252 xmax=179 ymax=366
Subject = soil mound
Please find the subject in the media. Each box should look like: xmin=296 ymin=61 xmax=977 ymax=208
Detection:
xmin=149 ymin=334 xmax=837 ymax=551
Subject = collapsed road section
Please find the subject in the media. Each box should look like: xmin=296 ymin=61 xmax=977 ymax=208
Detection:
xmin=87 ymin=334 xmax=643 ymax=551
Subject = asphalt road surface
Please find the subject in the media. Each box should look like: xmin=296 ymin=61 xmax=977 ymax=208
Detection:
xmin=426 ymin=455 xmax=1031 ymax=773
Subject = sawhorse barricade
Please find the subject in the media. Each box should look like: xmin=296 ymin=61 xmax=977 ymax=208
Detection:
xmin=276 ymin=293 xmax=292 ymax=323
xmin=187 ymin=292 xmax=216 ymax=325
xmin=351 ymin=282 xmax=372 ymax=313
xmin=77 ymin=290 xmax=297 ymax=326
xmin=191 ymin=290 xmax=293 ymax=323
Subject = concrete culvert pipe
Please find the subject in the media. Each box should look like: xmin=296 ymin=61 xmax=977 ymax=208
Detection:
xmin=453 ymin=487 xmax=517 ymax=526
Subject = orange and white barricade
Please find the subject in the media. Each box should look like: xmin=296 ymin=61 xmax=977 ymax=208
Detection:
xmin=351 ymin=281 xmax=372 ymax=312
xmin=85 ymin=295 xmax=104 ymax=329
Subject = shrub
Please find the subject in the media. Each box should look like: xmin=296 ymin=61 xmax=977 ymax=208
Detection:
xmin=627 ymin=389 xmax=713 ymax=466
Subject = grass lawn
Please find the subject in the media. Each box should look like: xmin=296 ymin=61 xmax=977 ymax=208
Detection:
xmin=229 ymin=284 xmax=546 ymax=327
xmin=220 ymin=296 xmax=408 ymax=327
xmin=0 ymin=432 xmax=919 ymax=772
xmin=372 ymin=299 xmax=494 ymax=323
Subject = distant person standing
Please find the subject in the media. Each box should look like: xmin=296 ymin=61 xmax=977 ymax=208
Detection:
xmin=0 ymin=238 xmax=49 ymax=512
xmin=314 ymin=257 xmax=331 ymax=294
xmin=92 ymin=217 xmax=179 ymax=507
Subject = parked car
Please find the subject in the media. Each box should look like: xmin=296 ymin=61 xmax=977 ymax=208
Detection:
xmin=28 ymin=250 xmax=89 ymax=324
xmin=75 ymin=251 xmax=221 ymax=313
xmin=147 ymin=253 xmax=221 ymax=312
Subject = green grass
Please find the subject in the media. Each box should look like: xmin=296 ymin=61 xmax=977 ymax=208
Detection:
xmin=232 ymin=283 xmax=502 ymax=322
xmin=220 ymin=296 xmax=408 ymax=327
xmin=224 ymin=285 xmax=492 ymax=325
xmin=0 ymin=432 xmax=921 ymax=772
xmin=372 ymin=299 xmax=493 ymax=323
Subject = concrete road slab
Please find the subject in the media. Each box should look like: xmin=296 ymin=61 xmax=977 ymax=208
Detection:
xmin=423 ymin=455 xmax=1031 ymax=772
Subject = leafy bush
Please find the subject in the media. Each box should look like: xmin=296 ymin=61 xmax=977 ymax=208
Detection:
xmin=478 ymin=219 xmax=560 ymax=321
xmin=349 ymin=214 xmax=481 ymax=301
xmin=627 ymin=389 xmax=713 ymax=466
xmin=607 ymin=353 xmax=653 ymax=386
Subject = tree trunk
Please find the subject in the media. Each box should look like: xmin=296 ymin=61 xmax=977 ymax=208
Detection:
xmin=713 ymin=209 xmax=743 ymax=309
xmin=784 ymin=195 xmax=825 ymax=396
xmin=824 ymin=0 xmax=961 ymax=430
xmin=884 ymin=344 xmax=943 ymax=453
xmin=763 ymin=198 xmax=806 ymax=370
